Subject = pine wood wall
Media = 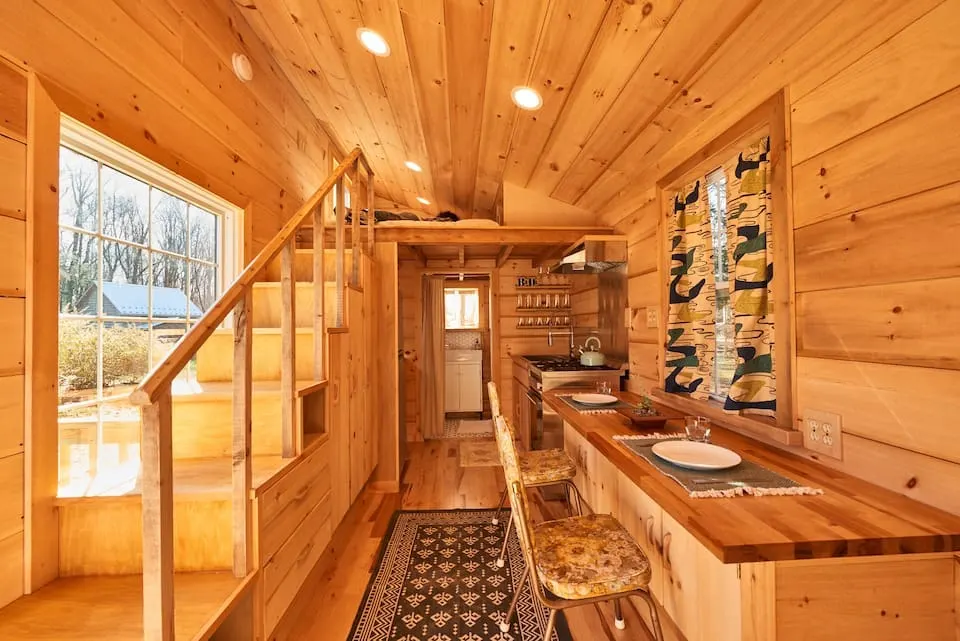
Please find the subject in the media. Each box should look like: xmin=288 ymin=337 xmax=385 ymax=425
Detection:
xmin=0 ymin=0 xmax=337 ymax=252
xmin=612 ymin=0 xmax=960 ymax=515
xmin=0 ymin=56 xmax=27 ymax=610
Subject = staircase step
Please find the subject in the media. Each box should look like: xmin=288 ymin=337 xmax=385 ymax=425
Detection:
xmin=196 ymin=328 xmax=317 ymax=382
xmin=56 ymin=455 xmax=290 ymax=576
xmin=263 ymin=248 xmax=352 ymax=282
xmin=0 ymin=571 xmax=251 ymax=640
xmin=58 ymin=380 xmax=321 ymax=464
xmin=252 ymin=281 xmax=337 ymax=328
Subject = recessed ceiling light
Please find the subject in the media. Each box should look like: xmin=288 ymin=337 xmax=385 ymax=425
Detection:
xmin=357 ymin=28 xmax=390 ymax=57
xmin=232 ymin=53 xmax=253 ymax=82
xmin=511 ymin=86 xmax=542 ymax=111
xmin=405 ymin=160 xmax=423 ymax=172
xmin=416 ymin=196 xmax=431 ymax=206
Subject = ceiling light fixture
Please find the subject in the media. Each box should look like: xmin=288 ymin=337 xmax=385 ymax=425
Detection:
xmin=416 ymin=196 xmax=431 ymax=206
xmin=405 ymin=160 xmax=423 ymax=172
xmin=357 ymin=28 xmax=391 ymax=57
xmin=232 ymin=53 xmax=254 ymax=82
xmin=511 ymin=85 xmax=542 ymax=111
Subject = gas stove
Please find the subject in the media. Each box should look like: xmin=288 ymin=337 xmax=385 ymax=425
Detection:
xmin=524 ymin=355 xmax=619 ymax=373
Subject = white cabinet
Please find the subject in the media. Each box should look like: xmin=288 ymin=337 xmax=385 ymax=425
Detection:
xmin=444 ymin=351 xmax=483 ymax=412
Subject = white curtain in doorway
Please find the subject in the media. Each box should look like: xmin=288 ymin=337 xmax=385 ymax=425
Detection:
xmin=420 ymin=275 xmax=446 ymax=439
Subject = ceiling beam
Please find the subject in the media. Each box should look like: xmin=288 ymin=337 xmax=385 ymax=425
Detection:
xmin=408 ymin=245 xmax=428 ymax=267
xmin=495 ymin=245 xmax=514 ymax=267
xmin=458 ymin=245 xmax=466 ymax=268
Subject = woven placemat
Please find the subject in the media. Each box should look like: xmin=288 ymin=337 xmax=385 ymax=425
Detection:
xmin=613 ymin=434 xmax=823 ymax=498
xmin=556 ymin=393 xmax=633 ymax=414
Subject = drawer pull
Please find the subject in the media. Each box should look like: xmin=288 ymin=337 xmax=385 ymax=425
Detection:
xmin=645 ymin=516 xmax=655 ymax=546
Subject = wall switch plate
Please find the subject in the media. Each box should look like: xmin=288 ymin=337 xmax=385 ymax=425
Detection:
xmin=646 ymin=307 xmax=659 ymax=329
xmin=801 ymin=408 xmax=843 ymax=459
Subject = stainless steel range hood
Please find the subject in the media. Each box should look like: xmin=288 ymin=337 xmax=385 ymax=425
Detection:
xmin=548 ymin=235 xmax=628 ymax=274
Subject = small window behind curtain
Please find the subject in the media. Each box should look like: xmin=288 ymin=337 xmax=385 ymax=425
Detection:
xmin=444 ymin=288 xmax=480 ymax=329
xmin=706 ymin=167 xmax=736 ymax=400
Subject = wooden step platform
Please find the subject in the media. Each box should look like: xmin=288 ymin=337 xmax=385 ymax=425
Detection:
xmin=56 ymin=454 xmax=291 ymax=500
xmin=0 ymin=572 xmax=250 ymax=641
xmin=55 ymin=456 xmax=295 ymax=576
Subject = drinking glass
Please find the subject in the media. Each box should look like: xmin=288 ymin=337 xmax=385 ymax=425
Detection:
xmin=595 ymin=381 xmax=612 ymax=395
xmin=684 ymin=416 xmax=711 ymax=442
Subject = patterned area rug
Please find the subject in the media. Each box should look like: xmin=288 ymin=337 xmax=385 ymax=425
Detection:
xmin=459 ymin=441 xmax=501 ymax=468
xmin=348 ymin=509 xmax=572 ymax=641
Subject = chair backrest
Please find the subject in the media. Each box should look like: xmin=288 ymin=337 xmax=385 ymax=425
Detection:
xmin=493 ymin=414 xmax=547 ymax=601
xmin=487 ymin=380 xmax=502 ymax=417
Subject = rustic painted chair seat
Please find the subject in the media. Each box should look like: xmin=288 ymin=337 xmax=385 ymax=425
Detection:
xmin=532 ymin=513 xmax=652 ymax=599
xmin=493 ymin=413 xmax=664 ymax=641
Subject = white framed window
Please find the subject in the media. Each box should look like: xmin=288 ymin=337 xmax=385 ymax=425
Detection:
xmin=444 ymin=287 xmax=480 ymax=329
xmin=57 ymin=117 xmax=242 ymax=492
xmin=706 ymin=167 xmax=736 ymax=401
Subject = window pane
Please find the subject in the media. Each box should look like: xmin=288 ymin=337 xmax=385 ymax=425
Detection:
xmin=102 ymin=321 xmax=149 ymax=395
xmin=59 ymin=229 xmax=98 ymax=314
xmin=102 ymin=241 xmax=149 ymax=317
xmin=58 ymin=317 xmax=100 ymax=404
xmin=101 ymin=166 xmax=149 ymax=246
xmin=151 ymin=190 xmax=188 ymax=255
xmin=189 ymin=206 xmax=218 ymax=262
xmin=707 ymin=169 xmax=736 ymax=398
xmin=151 ymin=253 xmax=188 ymax=318
xmin=59 ymin=147 xmax=98 ymax=231
xmin=57 ymin=402 xmax=98 ymax=493
xmin=189 ymin=262 xmax=216 ymax=314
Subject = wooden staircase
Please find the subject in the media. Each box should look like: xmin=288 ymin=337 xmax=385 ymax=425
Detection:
xmin=0 ymin=149 xmax=383 ymax=640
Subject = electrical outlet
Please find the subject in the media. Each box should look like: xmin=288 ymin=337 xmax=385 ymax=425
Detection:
xmin=802 ymin=409 xmax=843 ymax=459
xmin=646 ymin=307 xmax=659 ymax=329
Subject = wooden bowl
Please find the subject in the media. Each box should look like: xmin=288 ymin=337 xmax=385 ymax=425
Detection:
xmin=614 ymin=405 xmax=684 ymax=431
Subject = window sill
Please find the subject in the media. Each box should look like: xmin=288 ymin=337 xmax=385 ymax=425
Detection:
xmin=649 ymin=388 xmax=803 ymax=448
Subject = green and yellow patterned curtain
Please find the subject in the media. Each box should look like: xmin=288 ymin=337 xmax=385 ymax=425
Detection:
xmin=723 ymin=136 xmax=776 ymax=415
xmin=665 ymin=180 xmax=715 ymax=401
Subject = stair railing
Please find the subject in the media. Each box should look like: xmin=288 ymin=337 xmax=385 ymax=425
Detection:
xmin=128 ymin=147 xmax=374 ymax=641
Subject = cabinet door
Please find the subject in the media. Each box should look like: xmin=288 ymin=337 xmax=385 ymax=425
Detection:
xmin=563 ymin=423 xmax=588 ymax=501
xmin=459 ymin=363 xmax=482 ymax=412
xmin=661 ymin=512 xmax=742 ymax=641
xmin=617 ymin=474 xmax=664 ymax=602
xmin=589 ymin=443 xmax=619 ymax=516
xmin=444 ymin=362 xmax=460 ymax=412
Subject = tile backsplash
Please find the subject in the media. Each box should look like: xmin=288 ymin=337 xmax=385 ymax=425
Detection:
xmin=445 ymin=330 xmax=482 ymax=349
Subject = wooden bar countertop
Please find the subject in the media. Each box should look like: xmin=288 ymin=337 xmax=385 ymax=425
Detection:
xmin=544 ymin=390 xmax=960 ymax=564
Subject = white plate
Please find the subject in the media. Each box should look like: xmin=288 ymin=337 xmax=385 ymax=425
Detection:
xmin=571 ymin=393 xmax=619 ymax=406
xmin=651 ymin=441 xmax=742 ymax=471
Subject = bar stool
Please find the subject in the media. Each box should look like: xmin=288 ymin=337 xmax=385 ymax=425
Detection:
xmin=493 ymin=414 xmax=664 ymax=640
xmin=487 ymin=382 xmax=580 ymax=568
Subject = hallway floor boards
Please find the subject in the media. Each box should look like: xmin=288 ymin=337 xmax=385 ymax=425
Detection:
xmin=275 ymin=438 xmax=659 ymax=641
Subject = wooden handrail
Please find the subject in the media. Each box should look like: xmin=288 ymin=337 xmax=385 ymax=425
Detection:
xmin=129 ymin=147 xmax=363 ymax=407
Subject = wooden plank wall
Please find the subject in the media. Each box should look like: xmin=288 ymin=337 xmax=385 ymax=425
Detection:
xmin=398 ymin=258 xmax=567 ymax=442
xmin=0 ymin=55 xmax=27 ymax=609
xmin=0 ymin=0 xmax=337 ymax=252
xmin=611 ymin=0 xmax=960 ymax=516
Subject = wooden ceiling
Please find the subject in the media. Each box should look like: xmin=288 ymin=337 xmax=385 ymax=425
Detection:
xmin=234 ymin=0 xmax=836 ymax=219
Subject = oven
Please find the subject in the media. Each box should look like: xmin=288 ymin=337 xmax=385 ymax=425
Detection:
xmin=526 ymin=369 xmax=567 ymax=452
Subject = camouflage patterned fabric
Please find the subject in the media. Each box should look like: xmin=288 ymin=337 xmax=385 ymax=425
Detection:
xmin=665 ymin=179 xmax=715 ymax=400
xmin=722 ymin=136 xmax=776 ymax=415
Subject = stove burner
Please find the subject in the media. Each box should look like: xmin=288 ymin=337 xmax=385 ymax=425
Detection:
xmin=528 ymin=357 xmax=618 ymax=372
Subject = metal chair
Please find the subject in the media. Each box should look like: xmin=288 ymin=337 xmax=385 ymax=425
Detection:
xmin=486 ymin=382 xmax=580 ymax=568
xmin=493 ymin=414 xmax=664 ymax=641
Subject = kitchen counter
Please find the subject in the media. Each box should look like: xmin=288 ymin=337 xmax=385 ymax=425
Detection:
xmin=545 ymin=389 xmax=960 ymax=564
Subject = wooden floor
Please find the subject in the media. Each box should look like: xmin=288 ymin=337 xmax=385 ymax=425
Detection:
xmin=0 ymin=572 xmax=247 ymax=641
xmin=275 ymin=438 xmax=662 ymax=641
